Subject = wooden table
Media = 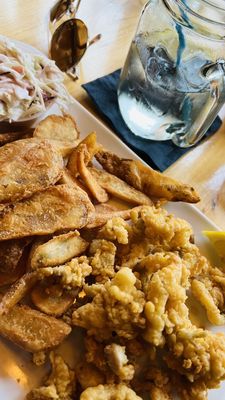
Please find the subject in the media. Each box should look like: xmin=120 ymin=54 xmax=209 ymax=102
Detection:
xmin=1 ymin=0 xmax=224 ymax=228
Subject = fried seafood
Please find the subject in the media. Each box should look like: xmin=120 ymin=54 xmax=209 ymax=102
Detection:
xmin=72 ymin=267 xmax=145 ymax=340
xmin=166 ymin=329 xmax=225 ymax=390
xmin=191 ymin=261 xmax=225 ymax=325
xmin=27 ymin=351 xmax=75 ymax=400
xmin=0 ymin=304 xmax=71 ymax=352
xmin=30 ymin=231 xmax=88 ymax=270
xmin=80 ymin=384 xmax=142 ymax=400
xmin=89 ymin=239 xmax=116 ymax=282
xmin=95 ymin=150 xmax=200 ymax=203
xmin=89 ymin=167 xmax=152 ymax=205
xmin=0 ymin=138 xmax=63 ymax=204
xmin=0 ymin=184 xmax=91 ymax=240
xmin=104 ymin=343 xmax=135 ymax=381
xmin=38 ymin=256 xmax=92 ymax=290
xmin=76 ymin=361 xmax=105 ymax=389
xmin=1 ymin=115 xmax=225 ymax=400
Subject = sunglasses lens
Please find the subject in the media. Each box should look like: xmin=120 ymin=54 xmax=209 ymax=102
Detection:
xmin=50 ymin=19 xmax=88 ymax=72
xmin=50 ymin=0 xmax=73 ymax=23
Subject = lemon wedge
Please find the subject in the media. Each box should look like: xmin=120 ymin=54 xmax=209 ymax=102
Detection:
xmin=202 ymin=231 xmax=225 ymax=260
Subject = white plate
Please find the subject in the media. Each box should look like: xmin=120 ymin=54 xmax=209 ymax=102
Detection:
xmin=0 ymin=40 xmax=224 ymax=399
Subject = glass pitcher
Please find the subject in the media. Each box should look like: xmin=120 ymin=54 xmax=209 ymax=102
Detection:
xmin=118 ymin=0 xmax=225 ymax=147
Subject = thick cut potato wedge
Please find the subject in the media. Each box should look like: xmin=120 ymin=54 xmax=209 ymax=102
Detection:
xmin=77 ymin=145 xmax=109 ymax=203
xmin=30 ymin=231 xmax=88 ymax=270
xmin=89 ymin=167 xmax=152 ymax=205
xmin=31 ymin=284 xmax=76 ymax=316
xmin=95 ymin=150 xmax=200 ymax=203
xmin=0 ymin=138 xmax=64 ymax=205
xmin=0 ymin=272 xmax=38 ymax=315
xmin=0 ymin=304 xmax=71 ymax=352
xmin=0 ymin=238 xmax=31 ymax=273
xmin=0 ymin=184 xmax=91 ymax=240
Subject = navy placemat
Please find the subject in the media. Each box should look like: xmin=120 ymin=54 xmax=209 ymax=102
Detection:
xmin=82 ymin=69 xmax=222 ymax=171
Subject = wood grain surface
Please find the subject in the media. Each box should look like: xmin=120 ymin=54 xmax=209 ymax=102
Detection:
xmin=0 ymin=0 xmax=224 ymax=228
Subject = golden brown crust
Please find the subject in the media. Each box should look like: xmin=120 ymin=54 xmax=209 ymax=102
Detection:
xmin=0 ymin=184 xmax=90 ymax=240
xmin=0 ymin=138 xmax=64 ymax=204
xmin=0 ymin=304 xmax=71 ymax=352
xmin=95 ymin=150 xmax=200 ymax=203
xmin=89 ymin=167 xmax=152 ymax=205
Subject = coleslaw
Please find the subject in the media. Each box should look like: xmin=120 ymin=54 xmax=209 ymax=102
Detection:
xmin=0 ymin=35 xmax=74 ymax=122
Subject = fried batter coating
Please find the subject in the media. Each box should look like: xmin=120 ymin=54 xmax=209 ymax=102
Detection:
xmin=104 ymin=343 xmax=135 ymax=381
xmin=73 ymin=268 xmax=145 ymax=340
xmin=141 ymin=252 xmax=190 ymax=346
xmin=0 ymin=138 xmax=63 ymax=204
xmin=39 ymin=256 xmax=92 ymax=290
xmin=89 ymin=239 xmax=116 ymax=282
xmin=166 ymin=329 xmax=225 ymax=389
xmin=98 ymin=217 xmax=131 ymax=245
xmin=76 ymin=361 xmax=105 ymax=389
xmin=139 ymin=206 xmax=193 ymax=248
xmin=27 ymin=351 xmax=75 ymax=399
xmin=95 ymin=150 xmax=200 ymax=203
xmin=191 ymin=260 xmax=225 ymax=325
xmin=80 ymin=383 xmax=142 ymax=400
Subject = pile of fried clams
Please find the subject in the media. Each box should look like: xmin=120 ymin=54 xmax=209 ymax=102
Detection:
xmin=0 ymin=114 xmax=224 ymax=400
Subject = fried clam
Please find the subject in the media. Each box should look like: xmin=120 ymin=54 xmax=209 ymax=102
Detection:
xmin=67 ymin=132 xmax=101 ymax=177
xmin=31 ymin=283 xmax=77 ymax=317
xmin=33 ymin=113 xmax=80 ymax=156
xmin=0 ymin=138 xmax=64 ymax=204
xmin=95 ymin=150 xmax=200 ymax=203
xmin=77 ymin=144 xmax=109 ymax=203
xmin=0 ymin=184 xmax=91 ymax=240
xmin=89 ymin=167 xmax=152 ymax=206
xmin=0 ymin=304 xmax=71 ymax=352
xmin=29 ymin=231 xmax=88 ymax=270
xmin=27 ymin=351 xmax=76 ymax=400
xmin=80 ymin=384 xmax=142 ymax=400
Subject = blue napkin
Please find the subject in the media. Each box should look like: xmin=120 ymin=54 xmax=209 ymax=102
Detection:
xmin=82 ymin=69 xmax=222 ymax=171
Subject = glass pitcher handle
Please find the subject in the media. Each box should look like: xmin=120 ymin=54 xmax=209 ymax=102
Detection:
xmin=172 ymin=60 xmax=225 ymax=148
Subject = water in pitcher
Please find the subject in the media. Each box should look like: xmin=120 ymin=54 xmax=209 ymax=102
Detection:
xmin=118 ymin=33 xmax=212 ymax=140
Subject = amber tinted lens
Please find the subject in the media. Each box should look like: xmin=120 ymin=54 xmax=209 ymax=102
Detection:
xmin=50 ymin=0 xmax=74 ymax=23
xmin=50 ymin=19 xmax=88 ymax=72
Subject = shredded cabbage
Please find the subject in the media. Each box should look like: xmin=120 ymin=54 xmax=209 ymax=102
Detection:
xmin=0 ymin=35 xmax=74 ymax=122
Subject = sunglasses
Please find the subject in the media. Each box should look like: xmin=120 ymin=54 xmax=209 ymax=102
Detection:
xmin=49 ymin=0 xmax=101 ymax=78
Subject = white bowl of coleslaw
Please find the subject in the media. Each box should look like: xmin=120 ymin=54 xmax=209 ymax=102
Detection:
xmin=0 ymin=35 xmax=73 ymax=128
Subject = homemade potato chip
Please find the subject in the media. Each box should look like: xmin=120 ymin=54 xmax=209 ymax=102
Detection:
xmin=33 ymin=114 xmax=79 ymax=142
